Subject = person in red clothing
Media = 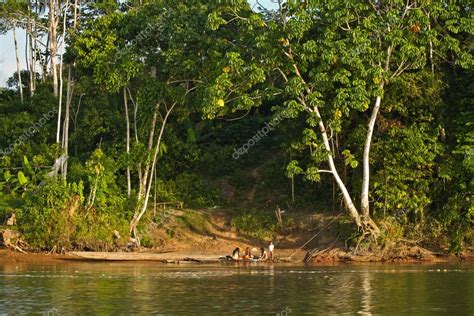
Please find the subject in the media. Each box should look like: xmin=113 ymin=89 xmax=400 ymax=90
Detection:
xmin=243 ymin=247 xmax=253 ymax=260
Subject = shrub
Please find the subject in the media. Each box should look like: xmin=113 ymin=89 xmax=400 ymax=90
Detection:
xmin=231 ymin=208 xmax=278 ymax=240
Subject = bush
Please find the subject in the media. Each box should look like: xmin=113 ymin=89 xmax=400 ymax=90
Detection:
xmin=20 ymin=179 xmax=81 ymax=249
xmin=73 ymin=210 xmax=129 ymax=251
xmin=165 ymin=173 xmax=219 ymax=208
xmin=177 ymin=211 xmax=210 ymax=235
xmin=19 ymin=178 xmax=128 ymax=251
xmin=231 ymin=208 xmax=278 ymax=240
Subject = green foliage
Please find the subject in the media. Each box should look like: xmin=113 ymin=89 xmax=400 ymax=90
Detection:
xmin=164 ymin=173 xmax=219 ymax=208
xmin=0 ymin=1 xmax=472 ymax=253
xmin=177 ymin=211 xmax=210 ymax=235
xmin=231 ymin=208 xmax=278 ymax=240
xmin=72 ymin=210 xmax=129 ymax=251
xmin=21 ymin=179 xmax=82 ymax=249
xmin=372 ymin=125 xmax=441 ymax=220
xmin=433 ymin=67 xmax=474 ymax=252
xmin=84 ymin=149 xmax=124 ymax=210
xmin=20 ymin=178 xmax=127 ymax=251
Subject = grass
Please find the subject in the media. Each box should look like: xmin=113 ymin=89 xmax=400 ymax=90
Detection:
xmin=176 ymin=211 xmax=210 ymax=235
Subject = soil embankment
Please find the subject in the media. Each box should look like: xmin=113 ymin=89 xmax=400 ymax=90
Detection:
xmin=1 ymin=209 xmax=472 ymax=264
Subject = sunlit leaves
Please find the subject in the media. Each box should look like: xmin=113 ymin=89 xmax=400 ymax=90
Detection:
xmin=284 ymin=77 xmax=305 ymax=97
xmin=342 ymin=150 xmax=358 ymax=169
xmin=71 ymin=12 xmax=142 ymax=92
xmin=304 ymin=167 xmax=321 ymax=182
xmin=207 ymin=11 xmax=226 ymax=30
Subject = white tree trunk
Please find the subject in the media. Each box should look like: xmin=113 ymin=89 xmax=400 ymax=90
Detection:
xmin=124 ymin=88 xmax=131 ymax=197
xmin=130 ymin=103 xmax=176 ymax=238
xmin=361 ymin=90 xmax=383 ymax=217
xmin=28 ymin=23 xmax=35 ymax=95
xmin=24 ymin=28 xmax=32 ymax=97
xmin=62 ymin=66 xmax=73 ymax=178
xmin=288 ymin=58 xmax=364 ymax=229
xmin=26 ymin=0 xmax=34 ymax=96
xmin=307 ymin=104 xmax=363 ymax=227
xmin=49 ymin=0 xmax=58 ymax=97
xmin=138 ymin=106 xmax=159 ymax=199
xmin=361 ymin=46 xmax=391 ymax=220
xmin=56 ymin=0 xmax=68 ymax=144
xmin=31 ymin=18 xmax=37 ymax=92
xmin=12 ymin=25 xmax=23 ymax=103
xmin=317 ymin=114 xmax=363 ymax=228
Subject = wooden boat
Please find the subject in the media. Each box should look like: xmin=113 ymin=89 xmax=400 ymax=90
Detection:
xmin=219 ymin=256 xmax=263 ymax=263
xmin=68 ymin=251 xmax=221 ymax=263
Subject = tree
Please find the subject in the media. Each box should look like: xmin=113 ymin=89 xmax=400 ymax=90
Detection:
xmin=70 ymin=1 xmax=219 ymax=241
xmin=206 ymin=0 xmax=473 ymax=237
xmin=0 ymin=0 xmax=28 ymax=103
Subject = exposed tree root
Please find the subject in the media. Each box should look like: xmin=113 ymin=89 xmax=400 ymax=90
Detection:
xmin=305 ymin=237 xmax=463 ymax=263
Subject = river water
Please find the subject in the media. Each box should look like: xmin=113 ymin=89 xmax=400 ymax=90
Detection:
xmin=0 ymin=261 xmax=473 ymax=315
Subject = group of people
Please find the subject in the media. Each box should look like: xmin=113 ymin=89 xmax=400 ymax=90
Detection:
xmin=230 ymin=242 xmax=274 ymax=262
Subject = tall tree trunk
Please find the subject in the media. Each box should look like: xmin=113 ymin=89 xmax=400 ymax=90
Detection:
xmin=124 ymin=87 xmax=131 ymax=197
xmin=28 ymin=25 xmax=35 ymax=96
xmin=130 ymin=103 xmax=176 ymax=240
xmin=427 ymin=12 xmax=434 ymax=74
xmin=361 ymin=87 xmax=384 ymax=218
xmin=288 ymin=56 xmax=364 ymax=230
xmin=56 ymin=0 xmax=68 ymax=144
xmin=73 ymin=0 xmax=78 ymax=27
xmin=318 ymin=114 xmax=363 ymax=228
xmin=59 ymin=0 xmax=78 ymax=176
xmin=62 ymin=66 xmax=73 ymax=178
xmin=42 ymin=33 xmax=49 ymax=84
xmin=49 ymin=0 xmax=58 ymax=97
xmin=360 ymin=45 xmax=392 ymax=222
xmin=27 ymin=0 xmax=35 ymax=96
xmin=24 ymin=28 xmax=30 ymax=96
xmin=12 ymin=24 xmax=24 ymax=103
xmin=32 ymin=19 xmax=37 ymax=90
xmin=138 ymin=106 xmax=159 ymax=199
xmin=127 ymin=88 xmax=143 ymax=185
xmin=73 ymin=93 xmax=83 ymax=156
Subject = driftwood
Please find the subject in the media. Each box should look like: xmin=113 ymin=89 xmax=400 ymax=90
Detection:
xmin=286 ymin=215 xmax=342 ymax=261
xmin=152 ymin=202 xmax=184 ymax=218
xmin=303 ymin=248 xmax=320 ymax=262
xmin=0 ymin=229 xmax=27 ymax=253
xmin=156 ymin=202 xmax=184 ymax=210
xmin=304 ymin=233 xmax=341 ymax=263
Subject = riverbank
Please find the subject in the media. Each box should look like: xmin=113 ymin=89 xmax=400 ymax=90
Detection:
xmin=0 ymin=248 xmax=305 ymax=264
xmin=1 ymin=246 xmax=472 ymax=265
xmin=1 ymin=207 xmax=473 ymax=264
xmin=306 ymin=246 xmax=474 ymax=263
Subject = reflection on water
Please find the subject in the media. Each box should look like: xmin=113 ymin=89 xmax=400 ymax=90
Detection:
xmin=0 ymin=262 xmax=473 ymax=315
xmin=360 ymin=271 xmax=372 ymax=315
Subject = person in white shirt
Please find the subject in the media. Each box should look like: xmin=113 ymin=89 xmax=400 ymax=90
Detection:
xmin=232 ymin=247 xmax=240 ymax=260
xmin=269 ymin=241 xmax=274 ymax=260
